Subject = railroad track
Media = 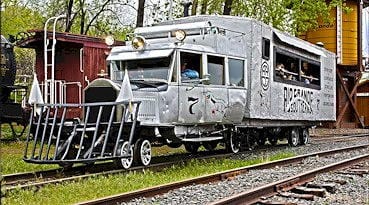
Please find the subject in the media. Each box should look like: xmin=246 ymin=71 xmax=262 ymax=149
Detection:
xmin=256 ymin=161 xmax=369 ymax=204
xmin=2 ymin=133 xmax=367 ymax=194
xmin=310 ymin=133 xmax=369 ymax=143
xmin=211 ymin=156 xmax=369 ymax=205
xmin=76 ymin=144 xmax=369 ymax=205
xmin=1 ymin=149 xmax=235 ymax=193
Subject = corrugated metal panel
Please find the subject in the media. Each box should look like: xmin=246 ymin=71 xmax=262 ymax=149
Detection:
xmin=300 ymin=1 xmax=359 ymax=66
xmin=341 ymin=1 xmax=358 ymax=65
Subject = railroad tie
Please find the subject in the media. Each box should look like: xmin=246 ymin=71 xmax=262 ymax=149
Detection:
xmin=306 ymin=182 xmax=337 ymax=193
xmin=257 ymin=199 xmax=298 ymax=205
xmin=324 ymin=179 xmax=347 ymax=185
xmin=292 ymin=186 xmax=326 ymax=197
xmin=278 ymin=191 xmax=314 ymax=200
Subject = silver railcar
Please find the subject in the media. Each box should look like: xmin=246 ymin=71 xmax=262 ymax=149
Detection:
xmin=24 ymin=15 xmax=336 ymax=168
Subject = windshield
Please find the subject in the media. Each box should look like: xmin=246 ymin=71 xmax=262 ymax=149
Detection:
xmin=110 ymin=55 xmax=172 ymax=82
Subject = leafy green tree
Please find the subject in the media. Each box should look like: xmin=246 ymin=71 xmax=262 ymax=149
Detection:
xmin=1 ymin=0 xmax=44 ymax=38
xmin=190 ymin=0 xmax=350 ymax=35
xmin=1 ymin=0 xmax=43 ymax=77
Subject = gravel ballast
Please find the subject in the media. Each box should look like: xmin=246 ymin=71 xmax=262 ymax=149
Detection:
xmin=123 ymin=137 xmax=369 ymax=205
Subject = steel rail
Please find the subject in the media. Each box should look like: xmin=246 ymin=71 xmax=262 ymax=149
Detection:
xmin=76 ymin=144 xmax=369 ymax=205
xmin=2 ymin=143 xmax=291 ymax=188
xmin=3 ymin=133 xmax=365 ymax=183
xmin=311 ymin=133 xmax=369 ymax=142
xmin=210 ymin=154 xmax=369 ymax=205
xmin=2 ymin=150 xmax=234 ymax=193
xmin=3 ymin=133 xmax=367 ymax=191
xmin=311 ymin=133 xmax=369 ymax=138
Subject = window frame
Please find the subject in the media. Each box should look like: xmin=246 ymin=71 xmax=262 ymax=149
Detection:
xmin=227 ymin=57 xmax=246 ymax=88
xmin=273 ymin=47 xmax=321 ymax=90
xmin=206 ymin=54 xmax=226 ymax=85
xmin=262 ymin=37 xmax=270 ymax=60
xmin=178 ymin=50 xmax=203 ymax=84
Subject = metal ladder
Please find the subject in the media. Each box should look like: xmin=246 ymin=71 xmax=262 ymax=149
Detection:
xmin=43 ymin=15 xmax=66 ymax=104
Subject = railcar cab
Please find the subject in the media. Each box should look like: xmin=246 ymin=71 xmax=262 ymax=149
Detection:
xmin=105 ymin=28 xmax=248 ymax=157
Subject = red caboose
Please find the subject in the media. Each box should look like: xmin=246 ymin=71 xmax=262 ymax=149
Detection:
xmin=17 ymin=30 xmax=122 ymax=117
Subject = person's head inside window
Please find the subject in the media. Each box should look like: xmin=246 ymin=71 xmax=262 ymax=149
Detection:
xmin=181 ymin=60 xmax=199 ymax=80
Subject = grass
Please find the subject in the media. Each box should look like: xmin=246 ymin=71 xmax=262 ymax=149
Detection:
xmin=0 ymin=141 xmax=58 ymax=175
xmin=2 ymin=150 xmax=295 ymax=205
xmin=0 ymin=124 xmax=28 ymax=141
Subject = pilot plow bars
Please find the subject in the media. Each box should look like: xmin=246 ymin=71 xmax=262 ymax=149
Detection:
xmin=23 ymin=101 xmax=141 ymax=166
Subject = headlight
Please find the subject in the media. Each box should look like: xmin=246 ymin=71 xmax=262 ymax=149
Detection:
xmin=132 ymin=36 xmax=146 ymax=50
xmin=174 ymin=30 xmax=186 ymax=41
xmin=105 ymin=35 xmax=115 ymax=46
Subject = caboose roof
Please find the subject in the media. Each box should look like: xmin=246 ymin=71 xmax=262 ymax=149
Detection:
xmin=16 ymin=30 xmax=123 ymax=49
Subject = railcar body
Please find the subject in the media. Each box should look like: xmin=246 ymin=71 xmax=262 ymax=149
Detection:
xmin=24 ymin=16 xmax=336 ymax=168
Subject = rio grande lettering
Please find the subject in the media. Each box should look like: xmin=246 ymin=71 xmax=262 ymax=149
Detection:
xmin=283 ymin=87 xmax=313 ymax=114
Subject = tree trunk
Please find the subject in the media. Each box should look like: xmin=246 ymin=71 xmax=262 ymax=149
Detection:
xmin=136 ymin=0 xmax=145 ymax=27
xmin=191 ymin=0 xmax=198 ymax=16
xmin=200 ymin=0 xmax=207 ymax=14
xmin=65 ymin=0 xmax=74 ymax=32
xmin=223 ymin=0 xmax=233 ymax=15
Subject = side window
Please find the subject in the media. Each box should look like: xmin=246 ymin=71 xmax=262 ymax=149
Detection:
xmin=180 ymin=52 xmax=201 ymax=82
xmin=262 ymin=38 xmax=270 ymax=60
xmin=228 ymin=58 xmax=244 ymax=87
xmin=208 ymin=55 xmax=225 ymax=85
xmin=300 ymin=61 xmax=320 ymax=86
xmin=274 ymin=47 xmax=321 ymax=89
xmin=275 ymin=51 xmax=299 ymax=81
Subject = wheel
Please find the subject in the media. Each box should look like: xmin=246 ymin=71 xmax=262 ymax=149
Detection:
xmin=115 ymin=141 xmax=133 ymax=169
xmin=300 ymin=128 xmax=310 ymax=145
xmin=257 ymin=131 xmax=267 ymax=146
xmin=288 ymin=128 xmax=299 ymax=147
xmin=134 ymin=139 xmax=152 ymax=166
xmin=226 ymin=129 xmax=240 ymax=153
xmin=184 ymin=143 xmax=200 ymax=153
xmin=268 ymin=136 xmax=278 ymax=146
xmin=203 ymin=141 xmax=218 ymax=151
xmin=58 ymin=162 xmax=73 ymax=169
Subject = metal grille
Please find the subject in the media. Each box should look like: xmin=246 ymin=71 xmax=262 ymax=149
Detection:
xmin=23 ymin=101 xmax=140 ymax=164
xmin=136 ymin=96 xmax=157 ymax=120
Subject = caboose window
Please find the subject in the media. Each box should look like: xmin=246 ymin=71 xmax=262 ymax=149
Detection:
xmin=207 ymin=55 xmax=225 ymax=85
xmin=228 ymin=58 xmax=244 ymax=87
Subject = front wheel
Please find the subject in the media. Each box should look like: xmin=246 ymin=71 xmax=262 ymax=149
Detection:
xmin=134 ymin=139 xmax=152 ymax=166
xmin=115 ymin=141 xmax=134 ymax=169
xmin=184 ymin=143 xmax=200 ymax=153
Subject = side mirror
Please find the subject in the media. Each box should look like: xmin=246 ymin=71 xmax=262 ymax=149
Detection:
xmin=200 ymin=74 xmax=210 ymax=84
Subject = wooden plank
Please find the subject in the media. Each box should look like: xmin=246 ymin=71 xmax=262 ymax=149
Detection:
xmin=279 ymin=191 xmax=315 ymax=200
xmin=292 ymin=186 xmax=326 ymax=197
xmin=306 ymin=182 xmax=337 ymax=193
xmin=336 ymin=70 xmax=365 ymax=127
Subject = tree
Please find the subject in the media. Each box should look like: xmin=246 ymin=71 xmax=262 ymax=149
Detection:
xmin=1 ymin=0 xmax=44 ymax=37
xmin=136 ymin=0 xmax=145 ymax=27
xmin=190 ymin=0 xmax=350 ymax=35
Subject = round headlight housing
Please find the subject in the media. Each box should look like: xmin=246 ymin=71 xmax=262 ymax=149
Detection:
xmin=174 ymin=30 xmax=186 ymax=41
xmin=131 ymin=36 xmax=146 ymax=50
xmin=105 ymin=35 xmax=115 ymax=46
